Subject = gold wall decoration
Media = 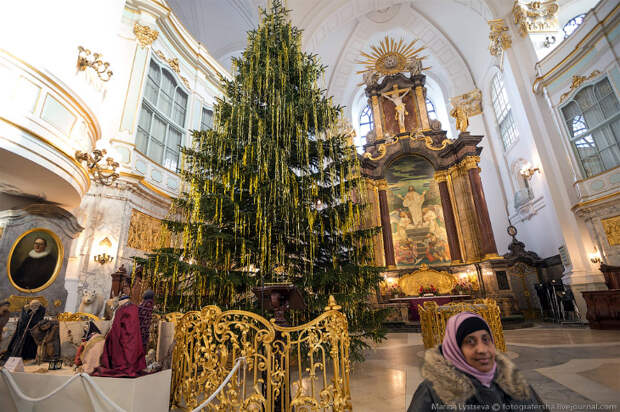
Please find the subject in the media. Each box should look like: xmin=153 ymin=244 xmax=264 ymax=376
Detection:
xmin=602 ymin=215 xmax=620 ymax=246
xmin=450 ymin=89 xmax=483 ymax=117
xmin=559 ymin=70 xmax=602 ymax=102
xmin=399 ymin=264 xmax=457 ymax=296
xmin=8 ymin=295 xmax=48 ymax=312
xmin=171 ymin=297 xmax=351 ymax=411
xmin=362 ymin=131 xmax=451 ymax=161
xmin=77 ymin=46 xmax=113 ymax=82
xmin=127 ymin=209 xmax=171 ymax=251
xmin=357 ymin=35 xmax=428 ymax=77
xmin=419 ymin=299 xmax=506 ymax=351
xmin=488 ymin=19 xmax=512 ymax=58
xmin=154 ymin=50 xmax=191 ymax=90
xmin=0 ymin=226 xmax=3 ymax=240
xmin=133 ymin=23 xmax=159 ymax=48
xmin=512 ymin=1 xmax=559 ymax=37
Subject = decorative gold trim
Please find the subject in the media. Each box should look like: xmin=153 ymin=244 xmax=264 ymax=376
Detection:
xmin=601 ymin=215 xmax=620 ymax=246
xmin=8 ymin=295 xmax=48 ymax=312
xmin=0 ymin=117 xmax=91 ymax=192
xmin=532 ymin=3 xmax=620 ymax=92
xmin=140 ymin=179 xmax=174 ymax=200
xmin=133 ymin=23 xmax=159 ymax=48
xmin=371 ymin=95 xmax=383 ymax=139
xmin=57 ymin=312 xmax=100 ymax=321
xmin=398 ymin=264 xmax=457 ymax=296
xmin=488 ymin=19 xmax=512 ymax=57
xmin=7 ymin=228 xmax=64 ymax=293
xmin=570 ymin=191 xmax=619 ymax=211
xmin=0 ymin=50 xmax=101 ymax=142
xmin=154 ymin=50 xmax=191 ymax=90
xmin=461 ymin=155 xmax=481 ymax=171
xmin=357 ymin=36 xmax=427 ymax=76
xmin=512 ymin=1 xmax=559 ymax=37
xmin=449 ymin=89 xmax=483 ymax=117
xmin=559 ymin=70 xmax=602 ymax=102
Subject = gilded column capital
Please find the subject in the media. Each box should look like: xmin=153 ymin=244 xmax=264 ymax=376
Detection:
xmin=512 ymin=1 xmax=559 ymax=37
xmin=133 ymin=23 xmax=159 ymax=48
xmin=461 ymin=155 xmax=481 ymax=171
xmin=488 ymin=19 xmax=512 ymax=58
xmin=376 ymin=179 xmax=389 ymax=191
xmin=434 ymin=170 xmax=450 ymax=183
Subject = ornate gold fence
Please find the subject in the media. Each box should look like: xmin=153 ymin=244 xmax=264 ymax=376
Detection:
xmin=418 ymin=298 xmax=506 ymax=352
xmin=171 ymin=296 xmax=351 ymax=411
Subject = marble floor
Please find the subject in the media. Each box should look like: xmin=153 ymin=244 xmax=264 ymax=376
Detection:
xmin=350 ymin=325 xmax=620 ymax=411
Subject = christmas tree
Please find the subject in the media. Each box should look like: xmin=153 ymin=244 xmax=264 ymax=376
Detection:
xmin=141 ymin=0 xmax=386 ymax=361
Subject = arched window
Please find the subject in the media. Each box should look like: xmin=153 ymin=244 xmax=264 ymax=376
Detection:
xmin=491 ymin=74 xmax=519 ymax=150
xmin=561 ymin=77 xmax=620 ymax=177
xmin=426 ymin=98 xmax=438 ymax=120
xmin=563 ymin=14 xmax=585 ymax=39
xmin=136 ymin=59 xmax=188 ymax=171
xmin=359 ymin=104 xmax=374 ymax=139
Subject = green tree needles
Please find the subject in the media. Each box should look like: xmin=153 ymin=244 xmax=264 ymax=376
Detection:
xmin=143 ymin=0 xmax=386 ymax=360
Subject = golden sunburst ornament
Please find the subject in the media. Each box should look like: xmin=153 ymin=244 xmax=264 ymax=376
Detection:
xmin=358 ymin=36 xmax=426 ymax=76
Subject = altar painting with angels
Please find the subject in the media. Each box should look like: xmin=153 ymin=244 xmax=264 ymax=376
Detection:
xmin=385 ymin=156 xmax=450 ymax=267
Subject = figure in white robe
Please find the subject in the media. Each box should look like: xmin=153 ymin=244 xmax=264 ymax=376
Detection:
xmin=400 ymin=186 xmax=426 ymax=227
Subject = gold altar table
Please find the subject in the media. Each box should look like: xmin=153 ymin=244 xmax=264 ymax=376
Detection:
xmin=418 ymin=298 xmax=506 ymax=351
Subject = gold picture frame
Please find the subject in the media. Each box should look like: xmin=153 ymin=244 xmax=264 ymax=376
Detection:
xmin=7 ymin=228 xmax=64 ymax=293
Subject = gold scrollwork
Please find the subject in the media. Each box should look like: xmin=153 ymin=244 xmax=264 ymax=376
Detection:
xmin=154 ymin=50 xmax=191 ymax=90
xmin=57 ymin=312 xmax=100 ymax=321
xmin=601 ymin=215 xmax=620 ymax=246
xmin=419 ymin=298 xmax=506 ymax=351
xmin=171 ymin=296 xmax=351 ymax=411
xmin=512 ymin=1 xmax=559 ymax=37
xmin=559 ymin=70 xmax=602 ymax=103
xmin=399 ymin=264 xmax=457 ymax=296
xmin=450 ymin=89 xmax=483 ymax=117
xmin=488 ymin=19 xmax=512 ymax=58
xmin=363 ymin=132 xmax=451 ymax=161
xmin=133 ymin=23 xmax=159 ymax=48
xmin=127 ymin=209 xmax=172 ymax=252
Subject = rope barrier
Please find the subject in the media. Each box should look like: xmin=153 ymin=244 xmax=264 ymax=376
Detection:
xmin=1 ymin=368 xmax=124 ymax=411
xmin=2 ymin=357 xmax=247 ymax=412
xmin=189 ymin=357 xmax=247 ymax=412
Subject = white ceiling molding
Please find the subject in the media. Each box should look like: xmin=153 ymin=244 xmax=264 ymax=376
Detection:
xmin=301 ymin=0 xmax=496 ymax=52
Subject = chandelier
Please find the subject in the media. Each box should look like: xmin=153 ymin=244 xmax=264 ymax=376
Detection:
xmin=75 ymin=149 xmax=119 ymax=186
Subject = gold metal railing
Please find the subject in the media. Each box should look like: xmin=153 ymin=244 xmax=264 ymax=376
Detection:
xmin=171 ymin=296 xmax=352 ymax=411
xmin=418 ymin=298 xmax=506 ymax=352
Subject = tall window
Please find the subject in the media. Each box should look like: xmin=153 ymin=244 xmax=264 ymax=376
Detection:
xmin=563 ymin=14 xmax=585 ymax=39
xmin=201 ymin=107 xmax=213 ymax=130
xmin=359 ymin=104 xmax=374 ymax=139
xmin=136 ymin=60 xmax=188 ymax=171
xmin=561 ymin=77 xmax=620 ymax=177
xmin=491 ymin=74 xmax=519 ymax=150
xmin=426 ymin=98 xmax=438 ymax=120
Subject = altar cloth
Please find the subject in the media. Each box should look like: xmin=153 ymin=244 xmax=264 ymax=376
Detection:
xmin=0 ymin=367 xmax=171 ymax=412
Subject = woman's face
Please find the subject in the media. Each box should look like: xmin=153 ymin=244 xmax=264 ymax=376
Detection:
xmin=460 ymin=330 xmax=496 ymax=372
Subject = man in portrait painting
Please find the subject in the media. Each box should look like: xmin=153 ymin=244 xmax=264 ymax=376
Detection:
xmin=14 ymin=237 xmax=57 ymax=289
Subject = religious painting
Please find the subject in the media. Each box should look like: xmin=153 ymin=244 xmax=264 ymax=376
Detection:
xmin=385 ymin=155 xmax=450 ymax=267
xmin=7 ymin=228 xmax=63 ymax=293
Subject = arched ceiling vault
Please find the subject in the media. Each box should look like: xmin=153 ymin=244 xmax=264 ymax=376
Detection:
xmin=167 ymin=0 xmax=501 ymax=107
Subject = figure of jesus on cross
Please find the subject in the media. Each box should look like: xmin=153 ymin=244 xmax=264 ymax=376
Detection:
xmin=382 ymin=85 xmax=411 ymax=133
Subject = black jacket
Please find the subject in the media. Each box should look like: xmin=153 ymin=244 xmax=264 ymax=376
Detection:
xmin=408 ymin=347 xmax=548 ymax=411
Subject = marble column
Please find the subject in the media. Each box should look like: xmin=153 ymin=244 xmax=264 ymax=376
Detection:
xmin=435 ymin=171 xmax=462 ymax=262
xmin=377 ymin=180 xmax=396 ymax=267
xmin=464 ymin=156 xmax=498 ymax=257
xmin=413 ymin=74 xmax=430 ymax=130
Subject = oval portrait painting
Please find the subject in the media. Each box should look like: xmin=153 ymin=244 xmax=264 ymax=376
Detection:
xmin=7 ymin=228 xmax=63 ymax=292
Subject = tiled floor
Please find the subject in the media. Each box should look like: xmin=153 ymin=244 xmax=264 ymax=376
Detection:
xmin=350 ymin=325 xmax=620 ymax=411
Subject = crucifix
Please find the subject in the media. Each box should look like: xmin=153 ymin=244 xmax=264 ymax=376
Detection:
xmin=382 ymin=85 xmax=411 ymax=133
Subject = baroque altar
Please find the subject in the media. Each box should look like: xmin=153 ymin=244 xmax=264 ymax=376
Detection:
xmin=358 ymin=37 xmax=502 ymax=319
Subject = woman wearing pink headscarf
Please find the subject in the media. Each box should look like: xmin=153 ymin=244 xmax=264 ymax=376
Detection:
xmin=408 ymin=312 xmax=547 ymax=411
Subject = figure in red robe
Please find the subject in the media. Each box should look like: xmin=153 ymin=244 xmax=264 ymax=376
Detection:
xmin=92 ymin=298 xmax=146 ymax=377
